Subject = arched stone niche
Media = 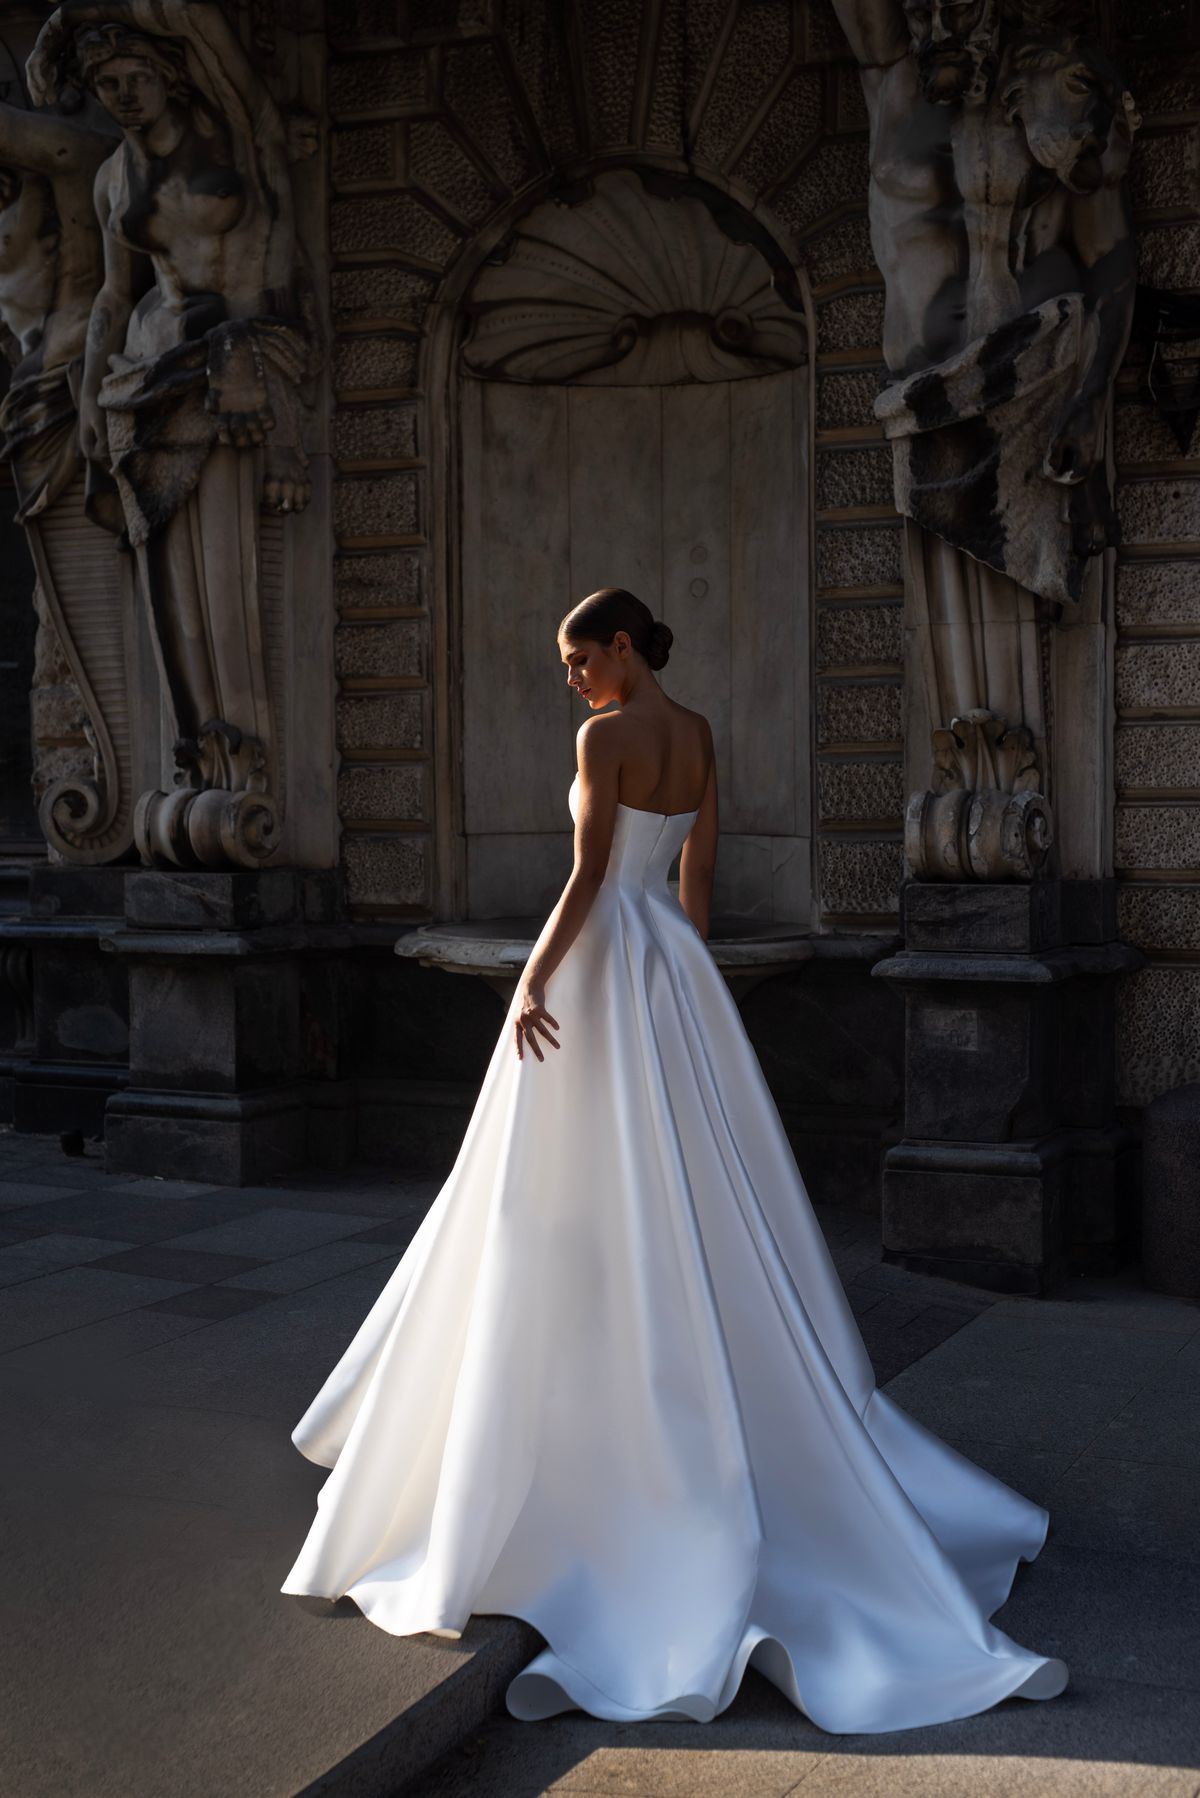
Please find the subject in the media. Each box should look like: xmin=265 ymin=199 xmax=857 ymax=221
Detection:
xmin=451 ymin=167 xmax=813 ymax=923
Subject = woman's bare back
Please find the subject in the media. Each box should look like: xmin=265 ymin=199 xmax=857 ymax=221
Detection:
xmin=607 ymin=698 xmax=714 ymax=816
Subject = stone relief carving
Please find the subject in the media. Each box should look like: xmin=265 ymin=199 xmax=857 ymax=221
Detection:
xmin=905 ymin=709 xmax=1053 ymax=880
xmin=462 ymin=168 xmax=808 ymax=385
xmin=833 ymin=0 xmax=1138 ymax=881
xmin=0 ymin=95 xmax=147 ymax=864
xmin=28 ymin=0 xmax=320 ymax=871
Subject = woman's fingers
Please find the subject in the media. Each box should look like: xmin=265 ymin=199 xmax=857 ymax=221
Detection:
xmin=514 ymin=1005 xmax=559 ymax=1061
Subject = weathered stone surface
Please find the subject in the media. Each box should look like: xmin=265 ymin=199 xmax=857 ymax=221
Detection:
xmin=1142 ymin=1082 xmax=1200 ymax=1300
xmin=333 ymin=403 xmax=418 ymax=464
xmin=1130 ymin=128 xmax=1197 ymax=213
xmin=408 ymin=120 xmax=497 ymax=224
xmin=338 ymin=763 xmax=426 ymax=822
xmin=1118 ymin=478 xmax=1200 ymax=545
xmin=504 ymin=0 xmax=584 ymax=162
xmin=1115 ymin=804 xmax=1200 ymax=870
xmin=771 ymin=137 xmax=871 ymax=238
xmin=1117 ymin=559 xmax=1200 ymax=630
xmin=1119 ymin=965 xmax=1200 ymax=1105
xmin=819 ymin=838 xmax=903 ymax=914
xmin=817 ymin=523 xmax=903 ymax=590
xmin=31 ymin=684 xmax=89 ymax=743
xmin=333 ymin=335 xmax=419 ymax=394
xmin=1115 ymin=399 xmax=1198 ymax=466
xmin=1137 ymin=221 xmax=1200 ymax=289
xmin=329 ymin=50 xmax=429 ymax=117
xmin=336 ymin=692 xmax=425 ymax=752
xmin=731 ymin=66 xmax=823 ymax=193
xmin=331 ymin=193 xmax=459 ymax=262
xmin=330 ymin=266 xmax=436 ymax=329
xmin=815 ymin=286 xmax=886 ymax=353
xmin=1125 ymin=50 xmax=1200 ymax=118
xmin=883 ymin=1163 xmax=1062 ymax=1292
xmin=123 ymin=869 xmax=303 ymax=931
xmin=343 ymin=833 xmax=430 ymax=910
xmin=578 ymin=0 xmax=646 ymax=150
xmin=1116 ymin=723 xmax=1200 ymax=791
xmin=816 ymin=445 xmax=895 ymax=512
xmin=335 ymin=618 xmax=424 ymax=680
xmin=818 ymin=760 xmax=904 ymax=822
xmin=817 ymin=681 xmax=902 ymax=747
xmin=333 ymin=471 xmax=420 ymax=539
xmin=336 ymin=551 xmax=423 ymax=610
xmin=1115 ymin=641 xmax=1200 ymax=712
xmin=805 ymin=208 xmax=877 ymax=290
xmin=835 ymin=63 xmax=869 ymax=131
xmin=442 ymin=41 xmax=538 ymax=190
xmin=695 ymin=0 xmax=794 ymax=169
xmin=1119 ymin=885 xmax=1200 ymax=953
xmin=331 ymin=122 xmax=396 ymax=185
xmin=327 ymin=0 xmax=401 ymax=42
xmin=817 ymin=365 xmax=883 ymax=432
xmin=816 ymin=602 xmax=902 ymax=668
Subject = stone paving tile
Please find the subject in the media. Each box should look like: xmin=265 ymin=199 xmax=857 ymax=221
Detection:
xmin=1096 ymin=1381 xmax=1200 ymax=1469
xmin=902 ymin=1307 xmax=1188 ymax=1398
xmin=0 ymin=1179 xmax=95 ymax=1210
xmin=100 ymin=1178 xmax=224 ymax=1201
xmin=157 ymin=1206 xmax=381 ymax=1260
xmin=219 ymin=1237 xmax=400 ymax=1293
xmin=0 ymin=1188 xmax=268 ymax=1244
xmin=1045 ymin=1454 xmax=1200 ymax=1565
xmin=0 ymin=1232 xmax=138 ymax=1287
xmin=922 ymin=1435 xmax=1078 ymax=1509
xmin=0 ymin=1266 xmax=198 ymax=1353
xmin=146 ymin=1287 xmax=277 ymax=1320
xmin=90 ymin=1244 xmax=266 ymax=1284
xmin=0 ymin=1305 xmax=216 ymax=1373
xmin=881 ymin=1365 xmax=1126 ymax=1459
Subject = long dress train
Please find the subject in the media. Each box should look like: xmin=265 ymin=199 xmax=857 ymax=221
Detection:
xmin=282 ymin=776 xmax=1067 ymax=1733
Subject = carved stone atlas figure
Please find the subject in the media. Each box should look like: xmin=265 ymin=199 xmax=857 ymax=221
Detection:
xmin=832 ymin=0 xmax=1137 ymax=880
xmin=28 ymin=0 xmax=319 ymax=871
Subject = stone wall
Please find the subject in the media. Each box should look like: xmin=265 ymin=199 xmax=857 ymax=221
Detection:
xmin=326 ymin=0 xmax=903 ymax=926
xmin=1111 ymin=4 xmax=1200 ymax=1107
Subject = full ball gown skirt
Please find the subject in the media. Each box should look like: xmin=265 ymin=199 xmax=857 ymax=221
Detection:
xmin=282 ymin=778 xmax=1068 ymax=1732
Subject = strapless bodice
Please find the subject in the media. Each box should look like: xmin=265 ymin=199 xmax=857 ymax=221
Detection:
xmin=567 ymin=773 xmax=697 ymax=893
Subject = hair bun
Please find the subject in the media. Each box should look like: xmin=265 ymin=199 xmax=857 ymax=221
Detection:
xmin=646 ymin=619 xmax=673 ymax=671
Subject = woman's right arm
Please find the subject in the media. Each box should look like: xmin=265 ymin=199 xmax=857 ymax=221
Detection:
xmin=80 ymin=165 xmax=133 ymax=465
xmin=679 ymin=750 xmax=718 ymax=941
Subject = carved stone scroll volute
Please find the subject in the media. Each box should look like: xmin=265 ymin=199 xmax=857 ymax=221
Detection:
xmin=905 ymin=709 xmax=1054 ymax=882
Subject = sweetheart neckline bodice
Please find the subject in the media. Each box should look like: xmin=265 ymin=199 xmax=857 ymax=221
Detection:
xmin=568 ymin=772 xmax=699 ymax=823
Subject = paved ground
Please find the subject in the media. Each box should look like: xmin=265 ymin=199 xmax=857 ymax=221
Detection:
xmin=0 ymin=1126 xmax=1197 ymax=1798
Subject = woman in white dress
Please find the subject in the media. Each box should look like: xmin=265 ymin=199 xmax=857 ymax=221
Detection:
xmin=282 ymin=587 xmax=1068 ymax=1732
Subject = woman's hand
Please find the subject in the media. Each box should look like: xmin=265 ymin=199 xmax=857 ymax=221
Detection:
xmin=514 ymin=980 xmax=560 ymax=1063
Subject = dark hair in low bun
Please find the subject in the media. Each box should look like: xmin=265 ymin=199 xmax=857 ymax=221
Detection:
xmin=559 ymin=587 xmax=672 ymax=671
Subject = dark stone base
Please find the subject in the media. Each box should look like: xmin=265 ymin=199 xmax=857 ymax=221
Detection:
xmin=883 ymin=1138 xmax=1065 ymax=1295
xmin=12 ymin=1059 xmax=127 ymax=1139
xmin=1142 ymin=1083 xmax=1200 ymax=1301
xmin=355 ymin=1078 xmax=476 ymax=1172
xmin=105 ymin=1086 xmax=309 ymax=1186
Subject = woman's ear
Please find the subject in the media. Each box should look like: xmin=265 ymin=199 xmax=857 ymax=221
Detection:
xmin=613 ymin=630 xmax=631 ymax=659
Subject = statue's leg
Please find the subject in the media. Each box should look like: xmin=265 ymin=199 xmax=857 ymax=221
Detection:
xmin=143 ymin=501 xmax=221 ymax=744
xmin=191 ymin=444 xmax=272 ymax=748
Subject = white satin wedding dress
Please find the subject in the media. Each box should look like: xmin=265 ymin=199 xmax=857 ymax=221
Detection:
xmin=282 ymin=775 xmax=1067 ymax=1732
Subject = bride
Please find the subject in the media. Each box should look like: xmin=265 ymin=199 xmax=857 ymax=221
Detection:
xmin=282 ymin=587 xmax=1068 ymax=1732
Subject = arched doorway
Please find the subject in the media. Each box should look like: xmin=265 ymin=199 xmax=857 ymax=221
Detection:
xmin=454 ymin=168 xmax=812 ymax=923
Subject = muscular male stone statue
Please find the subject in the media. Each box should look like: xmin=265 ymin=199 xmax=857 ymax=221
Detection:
xmin=832 ymin=0 xmax=1138 ymax=878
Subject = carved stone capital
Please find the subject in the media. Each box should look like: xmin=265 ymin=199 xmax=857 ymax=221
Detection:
xmin=135 ymin=723 xmax=281 ymax=871
xmin=930 ymin=709 xmax=1041 ymax=797
xmin=906 ymin=785 xmax=1054 ymax=883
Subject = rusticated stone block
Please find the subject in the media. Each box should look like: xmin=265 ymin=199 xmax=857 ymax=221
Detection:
xmin=343 ymin=833 xmax=430 ymax=910
xmin=1118 ymin=478 xmax=1200 ymax=545
xmin=442 ymin=41 xmax=538 ymax=190
xmin=333 ymin=403 xmax=418 ymax=464
xmin=578 ymin=0 xmax=645 ymax=149
xmin=1142 ymin=1082 xmax=1200 ymax=1299
xmin=1118 ymin=964 xmax=1200 ymax=1106
xmin=731 ymin=66 xmax=823 ymax=194
xmin=835 ymin=64 xmax=869 ymax=131
xmin=695 ymin=0 xmax=794 ymax=169
xmin=1115 ymin=804 xmax=1200 ymax=870
xmin=1117 ymin=559 xmax=1200 ymax=630
xmin=329 ymin=50 xmax=429 ymax=116
xmin=328 ymin=0 xmax=400 ymax=42
xmin=816 ymin=445 xmax=894 ymax=512
xmin=804 ymin=0 xmax=858 ymax=58
xmin=817 ymin=760 xmax=904 ymax=822
xmin=1130 ymin=129 xmax=1197 ymax=214
xmin=816 ymin=366 xmax=883 ymax=432
xmin=335 ymin=618 xmax=424 ymax=680
xmin=31 ymin=683 xmax=89 ymax=743
xmin=408 ymin=120 xmax=497 ymax=224
xmin=819 ymin=838 xmax=903 ymax=915
xmin=331 ymin=123 xmax=396 ymax=186
xmin=1116 ymin=723 xmax=1200 ymax=791
xmin=771 ymin=137 xmax=871 ymax=238
xmin=817 ymin=523 xmax=903 ymax=590
xmin=816 ymin=602 xmax=902 ymax=668
xmin=334 ymin=335 xmax=419 ymax=394
xmin=1115 ymin=399 xmax=1199 ymax=466
xmin=1125 ymin=52 xmax=1200 ymax=117
xmin=336 ymin=692 xmax=425 ymax=752
xmin=331 ymin=266 xmax=437 ymax=329
xmin=1119 ymin=884 xmax=1200 ymax=953
xmin=331 ymin=193 xmax=459 ymax=263
xmin=815 ymin=287 xmax=886 ymax=354
xmin=1115 ymin=640 xmax=1200 ymax=712
xmin=338 ymin=763 xmax=426 ymax=821
xmin=805 ymin=210 xmax=877 ymax=291
xmin=1138 ymin=222 xmax=1200 ymax=293
xmin=817 ymin=681 xmax=902 ymax=747
xmin=336 ymin=550 xmax=423 ymax=609
xmin=334 ymin=471 xmax=420 ymax=539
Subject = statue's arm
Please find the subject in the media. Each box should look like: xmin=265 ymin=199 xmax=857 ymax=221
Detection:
xmin=829 ymin=0 xmax=909 ymax=69
xmin=0 ymin=100 xmax=109 ymax=178
xmin=1044 ymin=187 xmax=1137 ymax=483
xmin=79 ymin=158 xmax=133 ymax=463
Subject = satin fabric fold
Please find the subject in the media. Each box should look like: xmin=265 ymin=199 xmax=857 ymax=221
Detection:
xmin=283 ymin=778 xmax=1067 ymax=1733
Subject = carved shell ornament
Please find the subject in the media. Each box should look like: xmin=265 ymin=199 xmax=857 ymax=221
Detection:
xmin=461 ymin=168 xmax=807 ymax=386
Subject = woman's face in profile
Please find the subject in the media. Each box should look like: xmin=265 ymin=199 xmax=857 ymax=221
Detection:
xmin=559 ymin=634 xmax=627 ymax=709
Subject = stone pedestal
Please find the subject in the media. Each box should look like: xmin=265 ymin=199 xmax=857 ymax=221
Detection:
xmin=873 ymin=882 xmax=1141 ymax=1294
xmin=0 ymin=865 xmax=131 ymax=1137
xmin=1142 ymin=1084 xmax=1200 ymax=1302
xmin=103 ymin=870 xmax=341 ymax=1186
